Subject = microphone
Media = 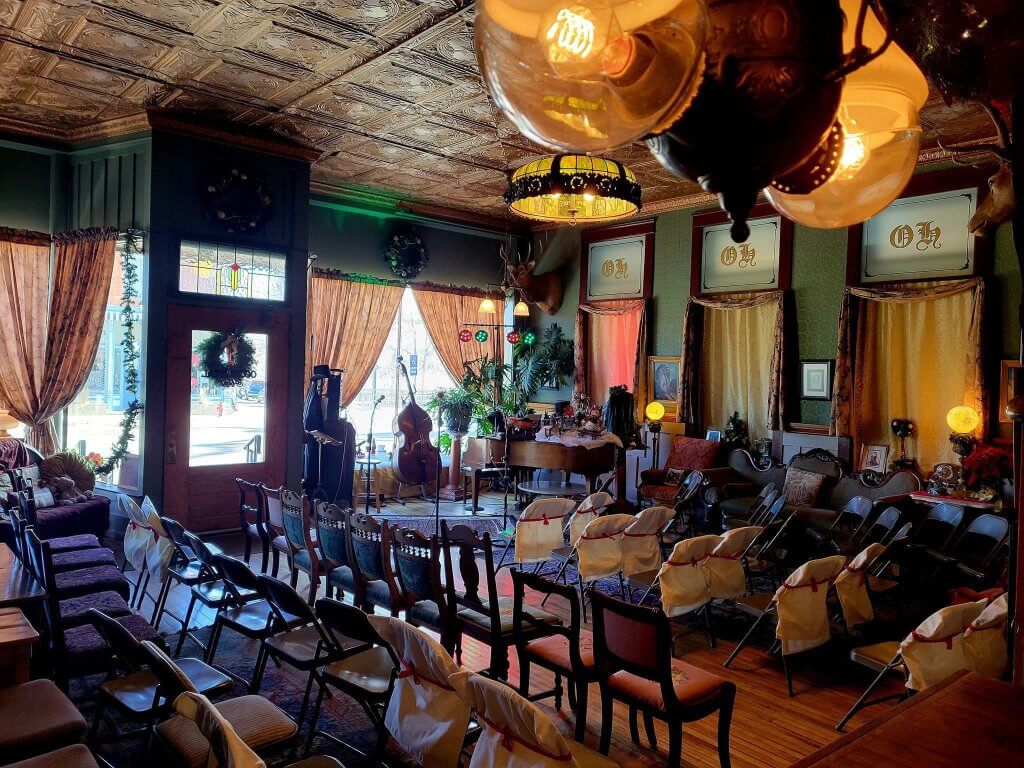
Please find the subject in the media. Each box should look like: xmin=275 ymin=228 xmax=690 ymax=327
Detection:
xmin=375 ymin=395 xmax=386 ymax=405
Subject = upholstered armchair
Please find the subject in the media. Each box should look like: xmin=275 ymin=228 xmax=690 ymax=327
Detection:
xmin=638 ymin=436 xmax=724 ymax=504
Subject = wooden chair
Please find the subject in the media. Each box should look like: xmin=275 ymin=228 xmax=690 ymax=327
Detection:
xmin=346 ymin=511 xmax=406 ymax=615
xmin=281 ymin=490 xmax=323 ymax=604
xmin=442 ymin=521 xmax=559 ymax=679
xmin=391 ymin=526 xmax=457 ymax=654
xmin=591 ymin=591 xmax=736 ymax=767
xmin=258 ymin=483 xmax=292 ymax=578
xmin=236 ymin=478 xmax=269 ymax=573
xmin=512 ymin=570 xmax=598 ymax=742
xmin=306 ymin=598 xmax=398 ymax=758
xmin=314 ymin=503 xmax=356 ymax=600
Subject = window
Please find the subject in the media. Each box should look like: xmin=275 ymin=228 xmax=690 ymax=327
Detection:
xmin=64 ymin=238 xmax=144 ymax=491
xmin=178 ymin=240 xmax=286 ymax=301
xmin=346 ymin=288 xmax=454 ymax=446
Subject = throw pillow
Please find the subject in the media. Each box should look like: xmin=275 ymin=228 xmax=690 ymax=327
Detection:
xmin=665 ymin=468 xmax=687 ymax=486
xmin=33 ymin=486 xmax=56 ymax=508
xmin=783 ymin=466 xmax=828 ymax=508
xmin=0 ymin=472 xmax=12 ymax=494
xmin=40 ymin=450 xmax=96 ymax=492
xmin=17 ymin=465 xmax=40 ymax=486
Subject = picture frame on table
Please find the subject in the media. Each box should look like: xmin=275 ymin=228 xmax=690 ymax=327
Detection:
xmin=647 ymin=355 xmax=680 ymax=420
xmin=858 ymin=443 xmax=890 ymax=473
xmin=705 ymin=430 xmax=722 ymax=442
xmin=999 ymin=360 xmax=1022 ymax=424
xmin=801 ymin=359 xmax=834 ymax=400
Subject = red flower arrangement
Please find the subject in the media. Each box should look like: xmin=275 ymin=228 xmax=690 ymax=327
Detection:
xmin=84 ymin=451 xmax=105 ymax=472
xmin=961 ymin=444 xmax=1012 ymax=491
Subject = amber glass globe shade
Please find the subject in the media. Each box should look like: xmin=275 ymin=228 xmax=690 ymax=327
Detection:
xmin=765 ymin=0 xmax=928 ymax=229
xmin=476 ymin=0 xmax=708 ymax=152
xmin=479 ymin=298 xmax=497 ymax=315
xmin=946 ymin=406 xmax=980 ymax=435
xmin=645 ymin=401 xmax=666 ymax=422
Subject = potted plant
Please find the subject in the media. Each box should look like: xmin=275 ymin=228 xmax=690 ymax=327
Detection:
xmin=429 ymin=387 xmax=475 ymax=436
xmin=960 ymin=444 xmax=1013 ymax=505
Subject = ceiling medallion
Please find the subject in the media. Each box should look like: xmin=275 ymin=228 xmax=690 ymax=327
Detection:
xmin=505 ymin=155 xmax=642 ymax=225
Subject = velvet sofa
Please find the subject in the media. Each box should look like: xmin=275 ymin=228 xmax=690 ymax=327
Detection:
xmin=638 ymin=435 xmax=726 ymax=504
xmin=710 ymin=449 xmax=922 ymax=531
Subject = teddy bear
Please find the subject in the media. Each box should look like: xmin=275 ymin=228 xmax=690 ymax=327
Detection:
xmin=45 ymin=475 xmax=94 ymax=506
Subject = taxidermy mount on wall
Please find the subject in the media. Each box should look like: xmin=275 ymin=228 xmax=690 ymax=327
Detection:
xmin=501 ymin=240 xmax=564 ymax=316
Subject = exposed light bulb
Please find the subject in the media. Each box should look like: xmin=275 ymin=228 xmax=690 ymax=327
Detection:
xmin=544 ymin=7 xmax=601 ymax=65
xmin=836 ymin=131 xmax=868 ymax=180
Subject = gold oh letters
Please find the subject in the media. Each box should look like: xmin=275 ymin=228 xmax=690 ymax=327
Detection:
xmin=601 ymin=258 xmax=629 ymax=280
xmin=889 ymin=221 xmax=942 ymax=251
xmin=720 ymin=243 xmax=756 ymax=268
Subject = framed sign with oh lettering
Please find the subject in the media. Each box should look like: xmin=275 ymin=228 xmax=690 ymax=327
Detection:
xmin=580 ymin=219 xmax=656 ymax=303
xmin=846 ymin=166 xmax=991 ymax=286
xmin=691 ymin=204 xmax=794 ymax=296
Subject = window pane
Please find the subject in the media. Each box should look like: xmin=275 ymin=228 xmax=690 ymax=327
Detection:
xmin=65 ymin=240 xmax=144 ymax=491
xmin=178 ymin=241 xmax=285 ymax=301
xmin=189 ymin=331 xmax=268 ymax=467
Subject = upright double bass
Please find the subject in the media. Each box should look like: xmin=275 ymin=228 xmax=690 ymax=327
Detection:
xmin=391 ymin=356 xmax=441 ymax=486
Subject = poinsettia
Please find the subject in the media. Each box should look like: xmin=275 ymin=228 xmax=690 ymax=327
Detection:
xmin=84 ymin=451 xmax=105 ymax=471
xmin=961 ymin=444 xmax=1013 ymax=489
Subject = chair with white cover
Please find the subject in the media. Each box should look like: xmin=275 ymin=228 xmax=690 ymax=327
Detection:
xmin=656 ymin=535 xmax=722 ymax=647
xmin=547 ymin=492 xmax=614 ymax=588
xmin=513 ymin=498 xmax=578 ymax=569
xmin=119 ymin=495 xmax=157 ymax=608
xmin=367 ymin=616 xmax=471 ymax=768
xmin=706 ymin=527 xmax=762 ymax=601
xmin=963 ymin=592 xmax=1009 ymax=678
xmin=724 ymin=555 xmax=846 ymax=696
xmin=570 ymin=513 xmax=635 ymax=617
xmin=836 ymin=599 xmax=987 ymax=730
xmin=833 ymin=542 xmax=885 ymax=630
xmin=450 ymin=670 xmax=617 ymax=768
xmin=621 ymin=505 xmax=674 ymax=580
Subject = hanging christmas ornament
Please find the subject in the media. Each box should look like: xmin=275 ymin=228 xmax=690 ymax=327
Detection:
xmin=475 ymin=330 xmax=490 ymax=343
xmin=646 ymin=0 xmax=846 ymax=241
xmin=521 ymin=330 xmax=538 ymax=345
xmin=507 ymin=330 xmax=521 ymax=344
xmin=459 ymin=329 xmax=473 ymax=343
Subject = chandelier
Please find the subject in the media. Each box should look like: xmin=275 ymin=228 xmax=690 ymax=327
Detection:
xmin=478 ymin=0 xmax=928 ymax=240
xmin=505 ymin=154 xmax=642 ymax=224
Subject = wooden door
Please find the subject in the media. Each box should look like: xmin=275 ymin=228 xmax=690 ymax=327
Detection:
xmin=164 ymin=304 xmax=289 ymax=531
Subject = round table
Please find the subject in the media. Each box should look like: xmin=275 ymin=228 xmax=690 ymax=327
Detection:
xmin=517 ymin=479 xmax=588 ymax=501
xmin=356 ymin=456 xmax=383 ymax=513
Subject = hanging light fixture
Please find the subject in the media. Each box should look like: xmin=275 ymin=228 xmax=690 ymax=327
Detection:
xmin=476 ymin=0 xmax=709 ymax=153
xmin=478 ymin=297 xmax=497 ymax=314
xmin=506 ymin=154 xmax=641 ymax=224
xmin=513 ymin=299 xmax=531 ymax=317
xmin=764 ymin=0 xmax=929 ymax=228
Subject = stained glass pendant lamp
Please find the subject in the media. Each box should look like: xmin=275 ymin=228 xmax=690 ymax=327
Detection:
xmin=505 ymin=154 xmax=641 ymax=224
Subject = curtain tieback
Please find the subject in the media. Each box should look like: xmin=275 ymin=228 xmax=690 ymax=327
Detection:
xmin=910 ymin=630 xmax=960 ymax=650
xmin=476 ymin=713 xmax=572 ymax=762
xmin=397 ymin=659 xmax=454 ymax=691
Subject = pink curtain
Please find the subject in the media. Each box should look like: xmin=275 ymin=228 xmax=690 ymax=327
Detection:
xmin=574 ymin=300 xmax=648 ymax=416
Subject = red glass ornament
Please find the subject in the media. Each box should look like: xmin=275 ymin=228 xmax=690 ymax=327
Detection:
xmin=458 ymin=329 xmax=473 ymax=343
xmin=507 ymin=331 xmax=521 ymax=344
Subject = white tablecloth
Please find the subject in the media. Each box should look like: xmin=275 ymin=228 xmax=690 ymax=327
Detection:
xmin=534 ymin=429 xmax=623 ymax=449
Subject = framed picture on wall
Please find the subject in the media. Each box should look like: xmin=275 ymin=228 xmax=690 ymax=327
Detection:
xmin=858 ymin=443 xmax=890 ymax=473
xmin=846 ymin=166 xmax=992 ymax=286
xmin=580 ymin=220 xmax=656 ymax=303
xmin=691 ymin=204 xmax=794 ymax=296
xmin=647 ymin=355 xmax=680 ymax=420
xmin=801 ymin=360 xmax=834 ymax=400
xmin=999 ymin=360 xmax=1022 ymax=424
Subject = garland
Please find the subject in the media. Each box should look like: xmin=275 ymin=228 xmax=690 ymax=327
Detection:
xmin=197 ymin=331 xmax=257 ymax=387
xmin=312 ymin=268 xmax=503 ymax=299
xmin=95 ymin=231 xmax=144 ymax=476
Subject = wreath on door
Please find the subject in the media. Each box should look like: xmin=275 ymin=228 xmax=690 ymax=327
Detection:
xmin=196 ymin=331 xmax=257 ymax=387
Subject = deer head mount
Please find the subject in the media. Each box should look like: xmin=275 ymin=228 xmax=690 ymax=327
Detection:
xmin=500 ymin=239 xmax=564 ymax=316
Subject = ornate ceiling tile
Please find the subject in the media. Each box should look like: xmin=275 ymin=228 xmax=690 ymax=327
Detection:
xmin=94 ymin=0 xmax=220 ymax=35
xmin=246 ymin=24 xmax=356 ymax=74
xmin=70 ymin=21 xmax=172 ymax=69
xmin=198 ymin=60 xmax=292 ymax=100
xmin=48 ymin=58 xmax=135 ymax=93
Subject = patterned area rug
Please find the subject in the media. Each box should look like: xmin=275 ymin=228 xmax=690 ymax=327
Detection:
xmin=376 ymin=511 xmax=508 ymax=538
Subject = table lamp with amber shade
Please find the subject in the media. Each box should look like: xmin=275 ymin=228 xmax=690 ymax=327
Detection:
xmin=946 ymin=405 xmax=980 ymax=459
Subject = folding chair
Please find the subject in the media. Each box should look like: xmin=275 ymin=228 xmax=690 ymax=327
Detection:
xmin=507 ymin=497 xmax=577 ymax=571
xmin=707 ymin=526 xmax=763 ymax=601
xmin=724 ymin=484 xmax=776 ymax=529
xmin=621 ymin=505 xmax=675 ymax=584
xmin=825 ymin=496 xmax=874 ymax=542
xmin=119 ymin=495 xmax=156 ymax=608
xmin=836 ymin=600 xmax=987 ymax=730
xmin=652 ymin=535 xmax=722 ymax=647
xmin=568 ymin=513 xmax=636 ymax=620
xmin=963 ymin=592 xmax=1009 ymax=678
xmin=927 ymin=513 xmax=1009 ymax=586
xmin=724 ymin=555 xmax=846 ymax=696
xmin=833 ymin=542 xmax=885 ymax=630
xmin=547 ymin=492 xmax=613 ymax=585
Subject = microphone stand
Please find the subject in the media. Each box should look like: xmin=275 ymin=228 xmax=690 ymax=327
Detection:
xmin=435 ymin=403 xmax=442 ymax=536
xmin=365 ymin=395 xmax=384 ymax=514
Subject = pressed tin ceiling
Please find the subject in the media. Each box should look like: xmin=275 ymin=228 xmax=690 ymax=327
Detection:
xmin=0 ymin=0 xmax=1004 ymax=224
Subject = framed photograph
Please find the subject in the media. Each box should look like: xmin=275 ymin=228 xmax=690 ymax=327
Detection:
xmin=858 ymin=443 xmax=890 ymax=473
xmin=705 ymin=430 xmax=722 ymax=442
xmin=999 ymin=360 xmax=1022 ymax=424
xmin=581 ymin=220 xmax=655 ymax=303
xmin=801 ymin=359 xmax=834 ymax=400
xmin=647 ymin=356 xmax=680 ymax=419
xmin=691 ymin=203 xmax=794 ymax=296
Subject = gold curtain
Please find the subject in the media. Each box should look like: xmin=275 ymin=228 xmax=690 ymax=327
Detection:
xmin=678 ymin=291 xmax=785 ymax=440
xmin=0 ymin=228 xmax=118 ymax=453
xmin=573 ymin=300 xmax=648 ymax=417
xmin=831 ymin=278 xmax=985 ymax=469
xmin=306 ymin=276 xmax=404 ymax=407
xmin=412 ymin=288 xmax=504 ymax=383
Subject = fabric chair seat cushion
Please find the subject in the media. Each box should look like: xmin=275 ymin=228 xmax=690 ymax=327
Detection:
xmin=322 ymin=646 xmax=396 ymax=696
xmin=639 ymin=484 xmax=679 ymax=503
xmin=292 ymin=549 xmax=323 ymax=574
xmin=33 ymin=497 xmax=110 ymax=541
xmin=407 ymin=599 xmax=443 ymax=629
xmin=608 ymin=659 xmax=727 ymax=710
xmin=156 ymin=694 xmax=298 ymax=768
xmin=328 ymin=565 xmax=355 ymax=593
xmin=5 ymin=744 xmax=99 ymax=768
xmin=523 ymin=630 xmax=596 ymax=672
xmin=62 ymin=614 xmax=163 ymax=672
xmin=49 ymin=547 xmax=117 ymax=573
xmin=58 ymin=590 xmax=133 ymax=628
xmin=0 ymin=680 xmax=88 ymax=762
xmin=44 ymin=533 xmax=102 ymax=553
xmin=54 ymin=565 xmax=131 ymax=601
xmin=271 ymin=534 xmax=291 ymax=554
xmin=458 ymin=597 xmax=559 ymax=635
xmin=362 ymin=578 xmax=396 ymax=610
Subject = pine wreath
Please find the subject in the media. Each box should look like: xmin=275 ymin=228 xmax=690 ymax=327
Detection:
xmin=197 ymin=332 xmax=257 ymax=388
xmin=382 ymin=230 xmax=429 ymax=280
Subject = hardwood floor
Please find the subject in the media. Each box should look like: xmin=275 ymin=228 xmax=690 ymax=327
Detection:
xmin=132 ymin=493 xmax=905 ymax=768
